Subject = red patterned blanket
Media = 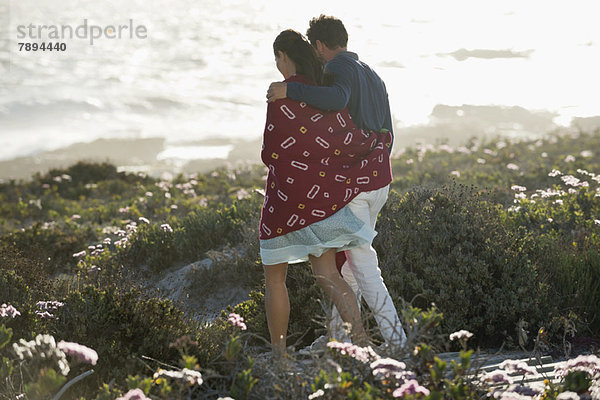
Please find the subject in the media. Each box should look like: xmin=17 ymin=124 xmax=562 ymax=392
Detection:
xmin=259 ymin=74 xmax=393 ymax=241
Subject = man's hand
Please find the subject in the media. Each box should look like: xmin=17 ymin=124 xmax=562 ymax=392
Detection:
xmin=266 ymin=82 xmax=287 ymax=103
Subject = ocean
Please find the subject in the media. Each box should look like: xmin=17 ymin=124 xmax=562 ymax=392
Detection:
xmin=1 ymin=0 xmax=599 ymax=170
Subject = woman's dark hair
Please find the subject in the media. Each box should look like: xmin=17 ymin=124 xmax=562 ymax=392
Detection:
xmin=273 ymin=29 xmax=323 ymax=85
xmin=306 ymin=15 xmax=348 ymax=50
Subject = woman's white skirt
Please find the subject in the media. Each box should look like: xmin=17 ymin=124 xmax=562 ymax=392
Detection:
xmin=259 ymin=204 xmax=376 ymax=265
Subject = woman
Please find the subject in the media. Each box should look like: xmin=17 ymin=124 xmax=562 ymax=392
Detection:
xmin=260 ymin=29 xmax=393 ymax=354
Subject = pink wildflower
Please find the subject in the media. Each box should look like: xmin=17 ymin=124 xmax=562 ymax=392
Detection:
xmin=236 ymin=188 xmax=251 ymax=200
xmin=556 ymin=392 xmax=580 ymax=400
xmin=36 ymin=301 xmax=64 ymax=311
xmin=576 ymin=168 xmax=592 ymax=176
xmin=393 ymin=379 xmax=430 ymax=397
xmin=154 ymin=368 xmax=203 ymax=386
xmin=438 ymin=144 xmax=454 ymax=153
xmin=115 ymin=237 xmax=129 ymax=247
xmin=548 ymin=169 xmax=562 ymax=177
xmin=138 ymin=217 xmax=150 ymax=224
xmin=327 ymin=341 xmax=380 ymax=363
xmin=492 ymin=384 xmax=542 ymax=399
xmin=554 ymin=354 xmax=600 ymax=377
xmin=35 ymin=311 xmax=57 ymax=319
xmin=591 ymin=379 xmax=600 ymax=399
xmin=499 ymin=359 xmax=537 ymax=375
xmin=371 ymin=357 xmax=413 ymax=381
xmin=160 ymin=223 xmax=173 ymax=233
xmin=543 ymin=187 xmax=564 ymax=197
xmin=72 ymin=250 xmax=86 ymax=258
xmin=116 ymin=388 xmax=150 ymax=400
xmin=227 ymin=313 xmax=247 ymax=330
xmin=509 ymin=384 xmax=543 ymax=396
xmin=449 ymin=330 xmax=473 ymax=341
xmin=481 ymin=369 xmax=510 ymax=384
xmin=0 ymin=303 xmax=21 ymax=318
xmin=506 ymin=163 xmax=519 ymax=171
xmin=561 ymin=175 xmax=581 ymax=187
xmin=57 ymin=341 xmax=98 ymax=365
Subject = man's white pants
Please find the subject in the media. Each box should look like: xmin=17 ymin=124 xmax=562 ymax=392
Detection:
xmin=330 ymin=185 xmax=407 ymax=347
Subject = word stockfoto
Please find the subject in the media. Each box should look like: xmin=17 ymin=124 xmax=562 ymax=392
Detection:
xmin=16 ymin=19 xmax=147 ymax=45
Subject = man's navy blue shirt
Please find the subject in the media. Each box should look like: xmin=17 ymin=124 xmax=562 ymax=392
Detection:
xmin=286 ymin=51 xmax=393 ymax=148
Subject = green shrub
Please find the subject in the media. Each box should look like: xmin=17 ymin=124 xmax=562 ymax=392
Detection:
xmin=45 ymin=161 xmax=119 ymax=184
xmin=505 ymin=188 xmax=600 ymax=248
xmin=1 ymin=222 xmax=95 ymax=273
xmin=176 ymin=207 xmax=231 ymax=261
xmin=0 ymin=270 xmax=38 ymax=342
xmin=120 ymin=222 xmax=179 ymax=270
xmin=50 ymin=286 xmax=192 ymax=394
xmin=376 ymin=184 xmax=545 ymax=344
xmin=544 ymin=247 xmax=600 ymax=336
xmin=0 ymin=249 xmax=59 ymax=340
xmin=120 ymin=195 xmax=263 ymax=271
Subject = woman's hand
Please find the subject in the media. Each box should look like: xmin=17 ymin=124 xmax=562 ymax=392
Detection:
xmin=266 ymin=82 xmax=287 ymax=103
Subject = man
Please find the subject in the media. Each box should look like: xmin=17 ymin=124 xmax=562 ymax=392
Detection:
xmin=266 ymin=15 xmax=406 ymax=350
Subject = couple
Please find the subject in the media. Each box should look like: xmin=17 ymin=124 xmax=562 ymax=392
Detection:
xmin=259 ymin=15 xmax=406 ymax=355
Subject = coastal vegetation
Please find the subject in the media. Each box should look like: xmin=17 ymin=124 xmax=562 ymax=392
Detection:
xmin=1 ymin=130 xmax=599 ymax=399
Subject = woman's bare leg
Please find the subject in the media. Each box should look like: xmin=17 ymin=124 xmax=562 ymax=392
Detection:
xmin=309 ymin=249 xmax=369 ymax=346
xmin=264 ymin=263 xmax=289 ymax=353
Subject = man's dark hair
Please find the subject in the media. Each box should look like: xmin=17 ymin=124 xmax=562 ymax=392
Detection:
xmin=306 ymin=15 xmax=348 ymax=49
